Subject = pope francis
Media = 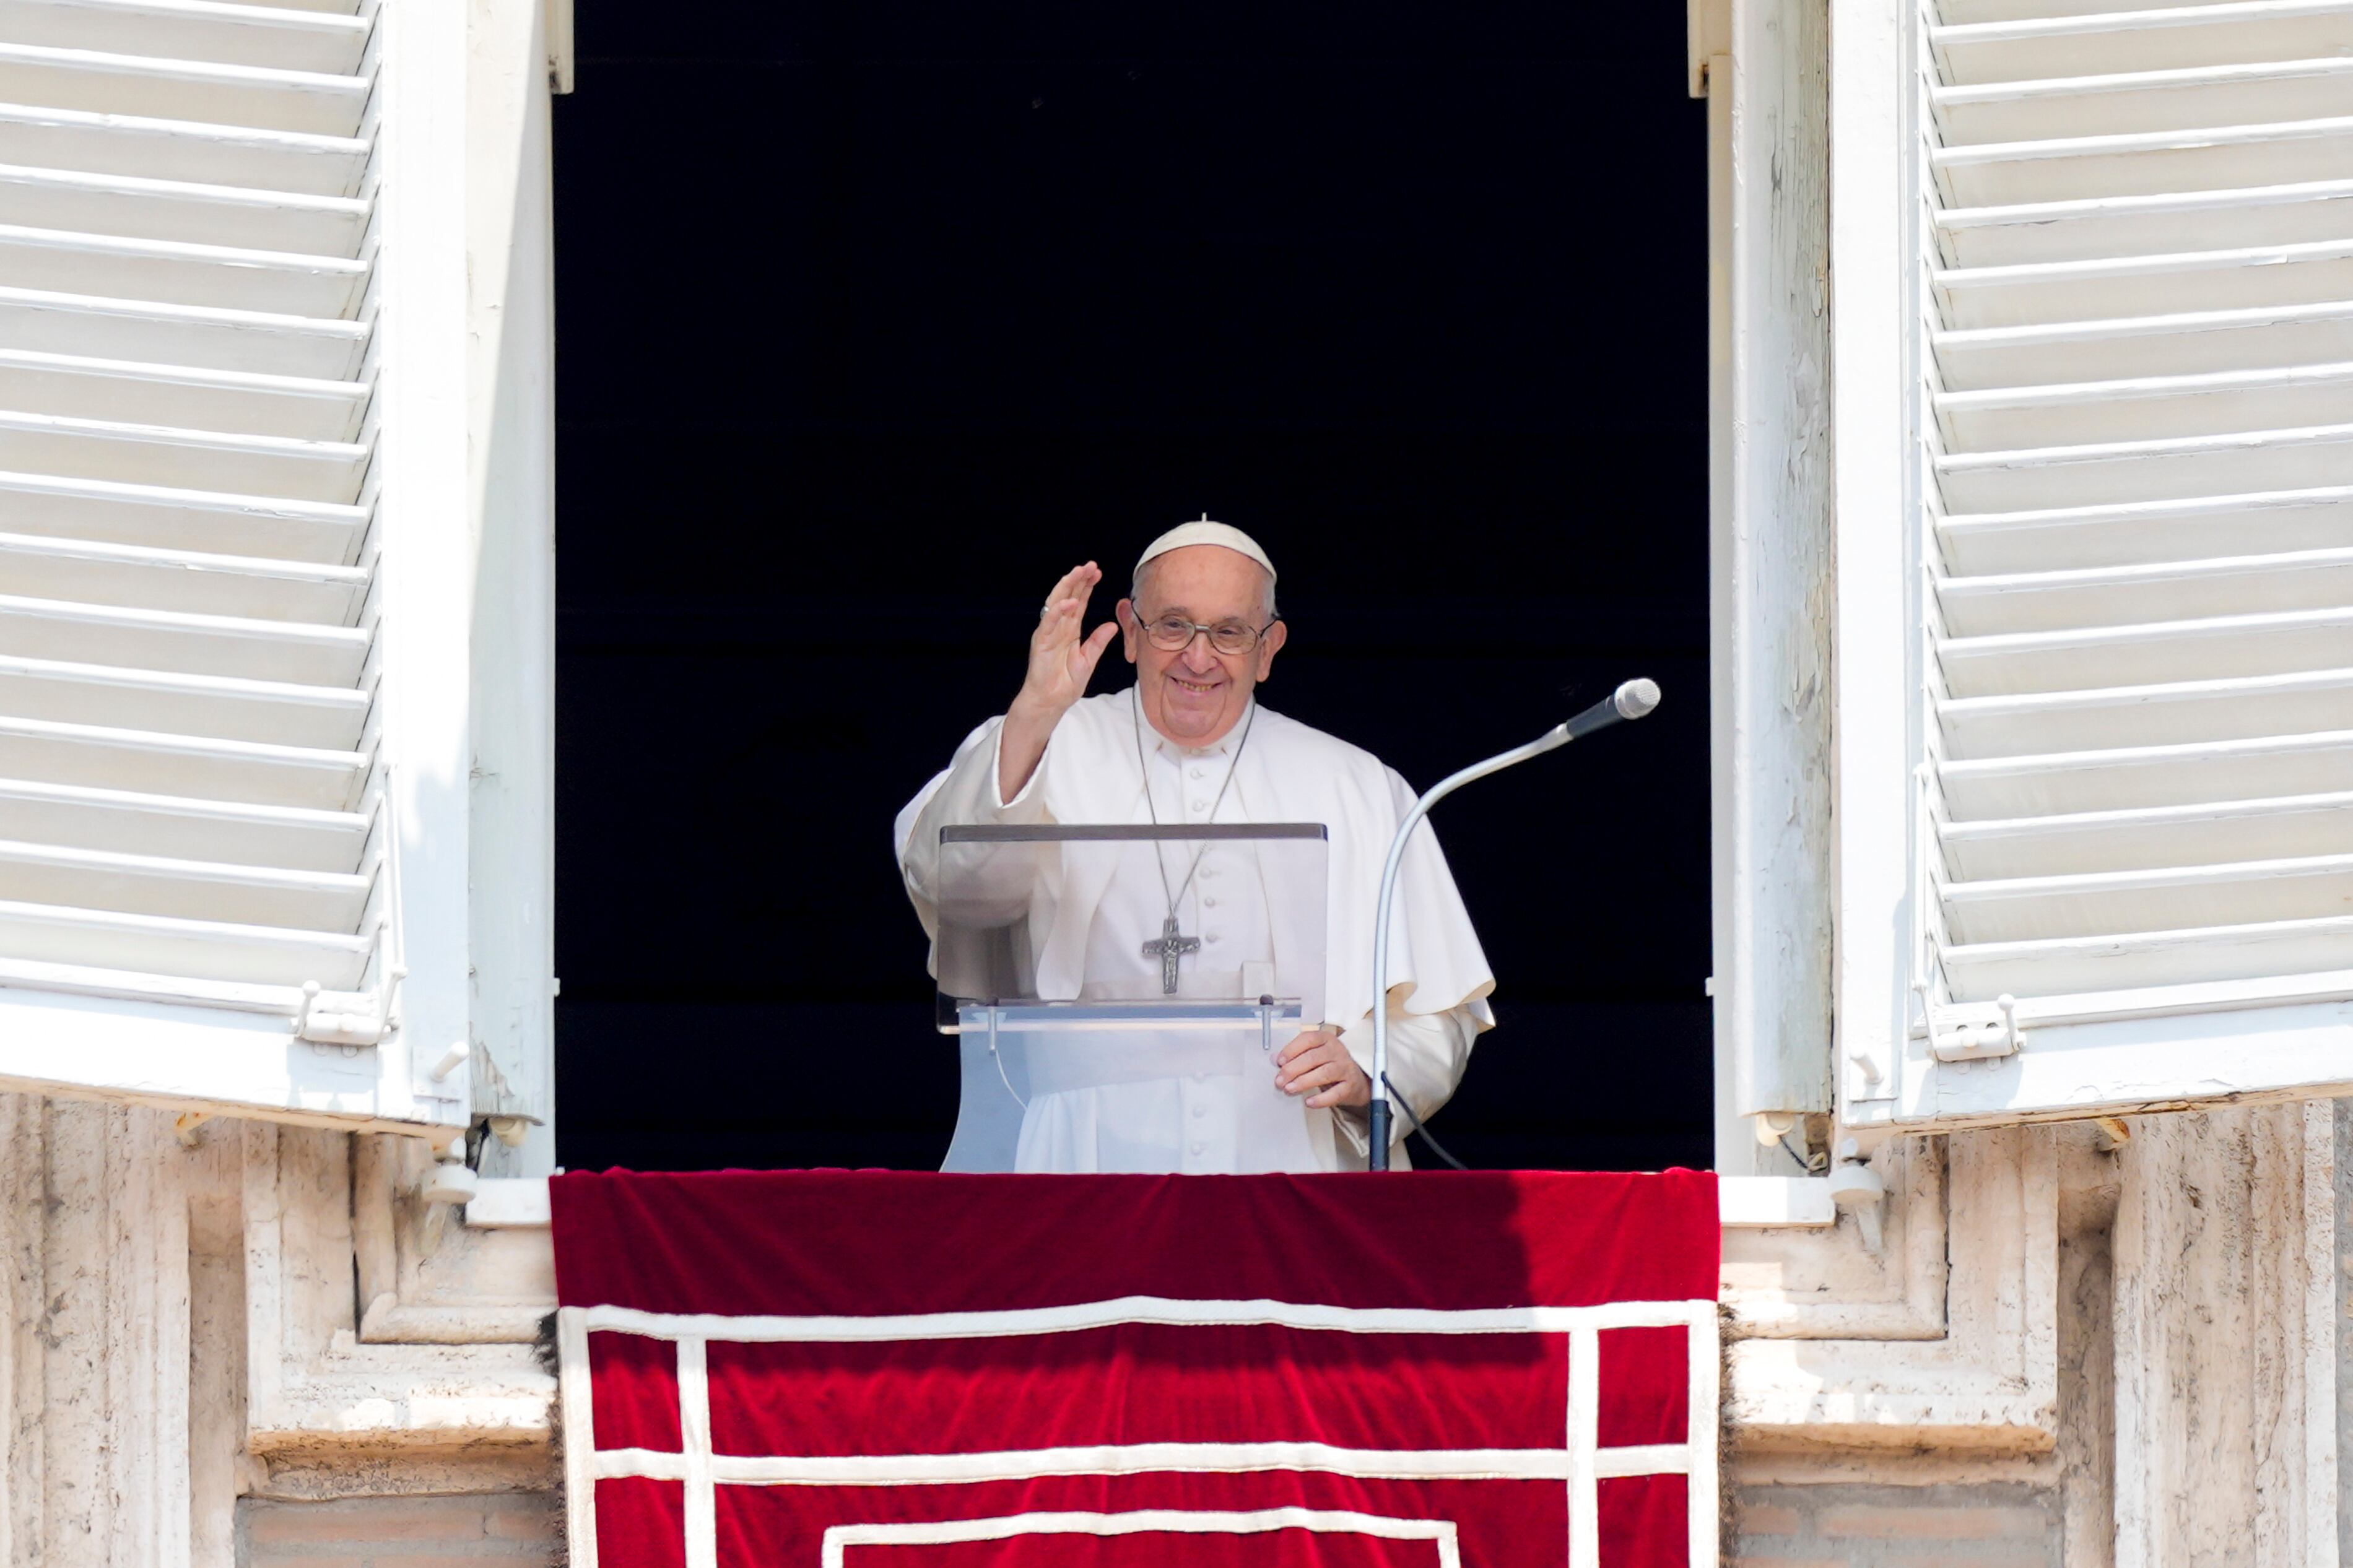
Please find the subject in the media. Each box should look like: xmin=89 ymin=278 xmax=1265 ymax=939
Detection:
xmin=895 ymin=519 xmax=1495 ymax=1172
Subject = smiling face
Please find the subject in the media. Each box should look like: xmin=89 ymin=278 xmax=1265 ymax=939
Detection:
xmin=1117 ymin=544 xmax=1286 ymax=748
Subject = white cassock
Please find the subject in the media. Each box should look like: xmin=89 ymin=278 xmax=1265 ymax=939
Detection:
xmin=896 ymin=689 xmax=1495 ymax=1172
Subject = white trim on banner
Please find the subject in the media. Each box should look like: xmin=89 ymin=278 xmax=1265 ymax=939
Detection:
xmin=819 ymin=1509 xmax=1464 ymax=1568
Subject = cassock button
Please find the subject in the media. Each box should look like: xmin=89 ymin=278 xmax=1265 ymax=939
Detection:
xmin=1190 ymin=1141 xmax=1205 ymax=1156
xmin=1191 ymin=1103 xmax=1206 ymax=1119
xmin=1188 ymin=800 xmax=1206 ymax=813
xmin=1203 ymin=896 xmax=1218 ymax=908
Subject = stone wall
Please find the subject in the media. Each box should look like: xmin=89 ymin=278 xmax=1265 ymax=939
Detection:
xmin=1732 ymin=1483 xmax=2061 ymax=1567
xmin=238 ymin=1496 xmax=557 ymax=1568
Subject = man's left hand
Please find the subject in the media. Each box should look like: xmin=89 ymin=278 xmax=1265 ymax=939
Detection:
xmin=1273 ymin=1028 xmax=1370 ymax=1110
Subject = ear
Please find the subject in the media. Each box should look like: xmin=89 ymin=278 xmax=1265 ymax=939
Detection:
xmin=1254 ymin=618 xmax=1287 ymax=681
xmin=1115 ymin=599 xmax=1141 ymax=665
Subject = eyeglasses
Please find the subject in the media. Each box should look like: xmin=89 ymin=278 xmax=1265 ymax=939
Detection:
xmin=1134 ymin=612 xmax=1277 ymax=656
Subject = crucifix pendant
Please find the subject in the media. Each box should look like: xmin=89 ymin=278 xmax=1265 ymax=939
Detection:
xmin=1141 ymin=914 xmax=1201 ymax=995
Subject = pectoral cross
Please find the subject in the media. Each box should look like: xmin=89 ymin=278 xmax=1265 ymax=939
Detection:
xmin=1141 ymin=914 xmax=1200 ymax=995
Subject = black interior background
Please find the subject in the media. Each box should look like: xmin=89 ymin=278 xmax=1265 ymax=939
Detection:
xmin=551 ymin=2 xmax=1712 ymax=1173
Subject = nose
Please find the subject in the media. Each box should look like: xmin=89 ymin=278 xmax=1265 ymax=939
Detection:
xmin=1179 ymin=631 xmax=1220 ymax=673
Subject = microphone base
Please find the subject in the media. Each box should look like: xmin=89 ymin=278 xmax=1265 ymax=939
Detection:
xmin=1368 ymin=1101 xmax=1392 ymax=1171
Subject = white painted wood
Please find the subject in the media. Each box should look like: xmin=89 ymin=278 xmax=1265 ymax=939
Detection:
xmin=0 ymin=0 xmax=370 ymax=75
xmin=0 ymin=284 xmax=370 ymax=377
xmin=0 ymin=221 xmax=367 ymax=314
xmin=463 ymin=0 xmax=555 ymax=1171
xmin=0 ymin=348 xmax=368 ymax=440
xmin=0 ymin=832 xmax=367 ymax=925
xmin=1935 ymin=116 xmax=2353 ymax=209
xmin=1938 ymin=180 xmax=2353 ymax=267
xmin=1939 ymin=682 xmax=2353 ymax=766
xmin=1840 ymin=0 xmax=2353 ymax=1124
xmin=0 ymin=712 xmax=363 ymax=803
xmin=0 ymin=590 xmax=370 ymax=682
xmin=1938 ymin=604 xmax=2353 ymax=696
xmin=1827 ymin=0 xmax=1914 ymax=1109
xmin=1936 ymin=238 xmax=2353 ymax=329
xmin=0 ymin=529 xmax=367 ymax=620
xmin=0 ymin=160 xmax=367 ymax=251
xmin=1939 ymin=362 xmax=2353 ymax=449
xmin=0 ymin=407 xmax=367 ymax=497
xmin=1939 ymin=486 xmax=2353 ymax=572
xmin=0 ymin=776 xmax=363 ymax=867
xmin=1934 ymin=56 xmax=2353 ymax=144
xmin=1936 ymin=423 xmax=2353 ymax=512
xmin=1944 ymin=791 xmax=2353 ymax=878
xmin=1933 ymin=1 xmax=2353 ymax=87
xmin=0 ymin=654 xmax=368 ymax=745
xmin=1936 ymin=546 xmax=2353 ymax=632
xmin=0 ymin=893 xmax=368 ymax=982
xmin=1712 ymin=0 xmax=1833 ymax=1140
xmin=0 ymin=41 xmax=370 ymax=135
xmin=0 ymin=100 xmax=368 ymax=193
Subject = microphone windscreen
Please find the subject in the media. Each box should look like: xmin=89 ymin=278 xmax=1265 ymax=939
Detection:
xmin=1613 ymin=678 xmax=1662 ymax=720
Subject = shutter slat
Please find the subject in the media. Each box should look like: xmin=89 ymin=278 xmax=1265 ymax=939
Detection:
xmin=1942 ymin=789 xmax=2353 ymax=875
xmin=0 ymin=776 xmax=359 ymax=869
xmin=0 ymin=469 xmax=362 ymax=561
xmin=1936 ymin=116 xmax=2353 ymax=207
xmin=1939 ymin=362 xmax=2353 ymax=448
xmin=0 ymin=102 xmax=367 ymax=196
xmin=0 ymin=895 xmax=367 ymax=985
xmin=1940 ymin=669 xmax=2353 ymax=756
xmin=1934 ymin=56 xmax=2353 ymax=143
xmin=0 ymin=0 xmax=368 ymax=75
xmin=1936 ymin=301 xmax=2353 ymax=389
xmin=1941 ymin=181 xmax=2353 ymax=268
xmin=0 ymin=222 xmax=365 ymax=314
xmin=0 ymin=530 xmax=365 ymax=620
xmin=0 ymin=285 xmax=367 ymax=376
xmin=0 ymin=591 xmax=368 ymax=683
xmin=1936 ymin=422 xmax=2353 ymax=509
xmin=0 ymin=161 xmax=366 ymax=251
xmin=1943 ymin=851 xmax=2353 ymax=942
xmin=1933 ymin=2 xmax=2353 ymax=87
xmin=1943 ymin=914 xmax=2353 ymax=997
xmin=1941 ymin=487 xmax=2353 ymax=573
xmin=0 ymin=349 xmax=367 ymax=440
xmin=0 ymin=407 xmax=365 ymax=498
xmin=1938 ymin=239 xmax=2353 ymax=328
xmin=1938 ymin=547 xmax=2353 ymax=631
xmin=0 ymin=834 xmax=365 ymax=927
xmin=0 ymin=714 xmax=360 ymax=805
xmin=1938 ymin=604 xmax=2353 ymax=695
xmin=0 ymin=653 xmax=367 ymax=745
xmin=0 ymin=43 xmax=367 ymax=135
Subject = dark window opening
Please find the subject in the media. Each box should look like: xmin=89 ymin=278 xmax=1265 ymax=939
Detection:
xmin=553 ymin=2 xmax=1711 ymax=1173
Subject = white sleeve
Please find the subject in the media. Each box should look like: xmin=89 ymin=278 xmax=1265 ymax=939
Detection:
xmin=894 ymin=716 xmax=1055 ymax=944
xmin=1328 ymin=1001 xmax=1478 ymax=1162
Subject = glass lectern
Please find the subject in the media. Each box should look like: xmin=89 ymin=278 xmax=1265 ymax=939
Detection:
xmin=933 ymin=824 xmax=1329 ymax=1172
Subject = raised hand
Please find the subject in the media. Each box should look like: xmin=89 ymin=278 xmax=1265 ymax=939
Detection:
xmin=999 ymin=562 xmax=1118 ymax=801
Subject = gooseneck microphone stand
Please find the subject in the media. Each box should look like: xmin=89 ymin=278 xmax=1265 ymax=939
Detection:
xmin=1367 ymin=678 xmax=1662 ymax=1171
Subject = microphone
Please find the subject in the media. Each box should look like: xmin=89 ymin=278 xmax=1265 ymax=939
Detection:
xmin=1366 ymin=678 xmax=1662 ymax=1170
xmin=1566 ymin=677 xmax=1663 ymax=739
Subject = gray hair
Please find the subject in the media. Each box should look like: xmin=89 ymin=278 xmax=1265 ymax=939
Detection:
xmin=1130 ymin=557 xmax=1279 ymax=623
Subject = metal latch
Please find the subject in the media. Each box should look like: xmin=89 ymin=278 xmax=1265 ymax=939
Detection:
xmin=1925 ymin=992 xmax=2024 ymax=1062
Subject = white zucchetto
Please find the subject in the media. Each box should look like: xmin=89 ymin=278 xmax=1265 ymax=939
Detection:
xmin=1134 ymin=516 xmax=1277 ymax=586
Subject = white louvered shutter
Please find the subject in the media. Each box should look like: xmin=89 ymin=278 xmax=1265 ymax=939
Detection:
xmin=1860 ymin=0 xmax=2353 ymax=1123
xmin=0 ymin=0 xmax=481 ymax=1132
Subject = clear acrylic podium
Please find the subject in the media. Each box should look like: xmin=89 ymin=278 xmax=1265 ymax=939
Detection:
xmin=933 ymin=824 xmax=1328 ymax=1172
